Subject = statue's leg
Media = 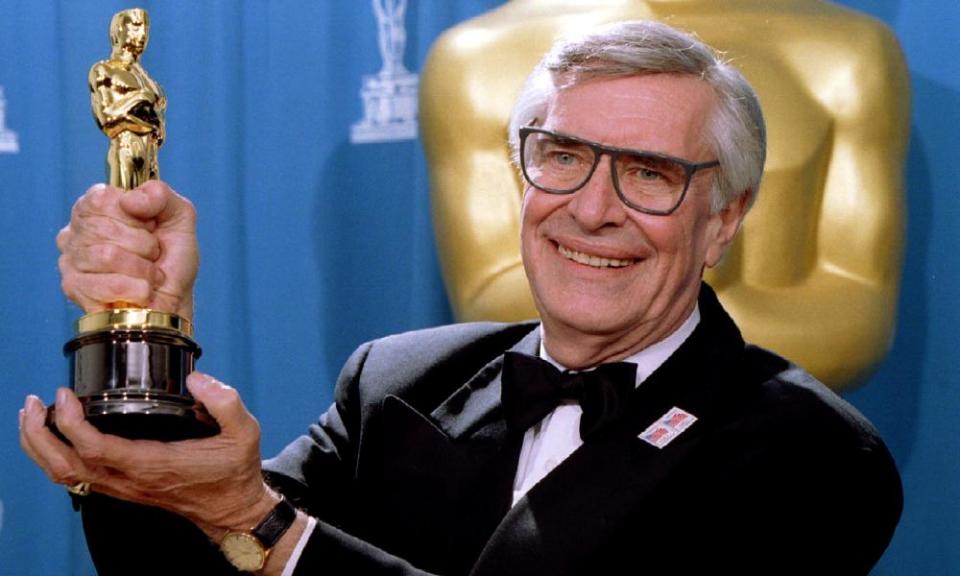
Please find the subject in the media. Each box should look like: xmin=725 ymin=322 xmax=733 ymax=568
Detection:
xmin=116 ymin=132 xmax=150 ymax=189
xmin=107 ymin=141 xmax=122 ymax=189
xmin=147 ymin=137 xmax=160 ymax=181
xmin=117 ymin=132 xmax=135 ymax=190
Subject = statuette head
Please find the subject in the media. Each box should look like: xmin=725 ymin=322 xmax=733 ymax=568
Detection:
xmin=110 ymin=8 xmax=149 ymax=57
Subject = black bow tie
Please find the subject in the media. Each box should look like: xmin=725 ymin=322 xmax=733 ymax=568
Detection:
xmin=501 ymin=352 xmax=637 ymax=441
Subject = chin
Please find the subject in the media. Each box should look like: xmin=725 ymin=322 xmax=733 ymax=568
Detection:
xmin=543 ymin=302 xmax=637 ymax=338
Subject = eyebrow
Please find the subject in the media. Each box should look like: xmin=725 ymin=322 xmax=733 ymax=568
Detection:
xmin=537 ymin=128 xmax=710 ymax=165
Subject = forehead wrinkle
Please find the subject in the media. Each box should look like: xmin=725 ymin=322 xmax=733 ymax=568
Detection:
xmin=544 ymin=83 xmax=715 ymax=160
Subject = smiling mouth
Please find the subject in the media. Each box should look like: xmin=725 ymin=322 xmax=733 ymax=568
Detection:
xmin=557 ymin=243 xmax=635 ymax=268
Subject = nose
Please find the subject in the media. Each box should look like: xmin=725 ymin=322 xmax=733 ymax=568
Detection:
xmin=567 ymin=156 xmax=627 ymax=230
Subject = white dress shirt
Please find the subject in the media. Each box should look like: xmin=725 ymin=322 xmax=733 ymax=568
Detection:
xmin=511 ymin=306 xmax=701 ymax=506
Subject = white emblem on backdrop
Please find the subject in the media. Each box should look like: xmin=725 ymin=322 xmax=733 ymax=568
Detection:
xmin=0 ymin=86 xmax=20 ymax=154
xmin=350 ymin=0 xmax=419 ymax=144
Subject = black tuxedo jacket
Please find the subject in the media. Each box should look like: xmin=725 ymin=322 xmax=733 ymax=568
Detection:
xmin=81 ymin=285 xmax=902 ymax=575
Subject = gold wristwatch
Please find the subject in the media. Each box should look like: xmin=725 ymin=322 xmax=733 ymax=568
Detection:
xmin=220 ymin=496 xmax=297 ymax=572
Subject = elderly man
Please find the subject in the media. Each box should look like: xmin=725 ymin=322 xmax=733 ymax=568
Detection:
xmin=21 ymin=21 xmax=900 ymax=575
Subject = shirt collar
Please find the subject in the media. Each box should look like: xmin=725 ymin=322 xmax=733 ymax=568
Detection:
xmin=539 ymin=304 xmax=701 ymax=388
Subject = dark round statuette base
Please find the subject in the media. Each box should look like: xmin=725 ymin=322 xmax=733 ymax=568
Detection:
xmin=83 ymin=389 xmax=218 ymax=441
xmin=61 ymin=323 xmax=219 ymax=441
xmin=48 ymin=390 xmax=219 ymax=441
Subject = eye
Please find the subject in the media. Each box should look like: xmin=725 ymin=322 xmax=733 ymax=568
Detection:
xmin=552 ymin=151 xmax=578 ymax=166
xmin=540 ymin=143 xmax=588 ymax=169
xmin=622 ymin=164 xmax=665 ymax=183
xmin=620 ymin=155 xmax=685 ymax=186
xmin=635 ymin=167 xmax=662 ymax=181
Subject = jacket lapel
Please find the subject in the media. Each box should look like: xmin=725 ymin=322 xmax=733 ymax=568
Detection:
xmin=430 ymin=325 xmax=541 ymax=439
xmin=380 ymin=324 xmax=540 ymax=451
xmin=377 ymin=326 xmax=541 ymax=572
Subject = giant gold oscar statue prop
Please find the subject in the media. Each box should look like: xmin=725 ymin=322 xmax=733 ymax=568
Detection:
xmin=57 ymin=9 xmax=216 ymax=440
xmin=421 ymin=0 xmax=909 ymax=390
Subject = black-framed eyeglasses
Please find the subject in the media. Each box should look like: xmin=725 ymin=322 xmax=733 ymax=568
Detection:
xmin=519 ymin=127 xmax=720 ymax=216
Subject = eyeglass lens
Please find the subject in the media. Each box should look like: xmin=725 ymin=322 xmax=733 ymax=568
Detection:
xmin=522 ymin=131 xmax=690 ymax=213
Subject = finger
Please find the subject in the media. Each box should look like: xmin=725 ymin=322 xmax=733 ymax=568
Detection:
xmin=18 ymin=407 xmax=45 ymax=466
xmin=20 ymin=408 xmax=125 ymax=500
xmin=20 ymin=395 xmax=99 ymax=486
xmin=120 ymin=181 xmax=196 ymax=231
xmin=55 ymin=224 xmax=71 ymax=254
xmin=51 ymin=388 xmax=152 ymax=472
xmin=115 ymin=182 xmax=198 ymax=321
xmin=72 ymin=184 xmax=156 ymax=231
xmin=60 ymin=271 xmax=153 ymax=312
xmin=186 ymin=372 xmax=259 ymax=438
xmin=51 ymin=388 xmax=106 ymax=462
xmin=51 ymin=388 xmax=183 ymax=478
xmin=63 ymin=245 xmax=165 ymax=287
xmin=69 ymin=214 xmax=162 ymax=261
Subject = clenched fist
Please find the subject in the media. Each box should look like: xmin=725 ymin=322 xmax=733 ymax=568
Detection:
xmin=56 ymin=180 xmax=198 ymax=320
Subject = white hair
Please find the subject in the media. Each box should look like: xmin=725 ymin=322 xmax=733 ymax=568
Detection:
xmin=508 ymin=20 xmax=766 ymax=212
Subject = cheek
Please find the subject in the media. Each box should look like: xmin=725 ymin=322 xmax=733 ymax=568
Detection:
xmin=519 ymin=190 xmax=548 ymax=268
xmin=522 ymin=183 xmax=553 ymax=209
xmin=519 ymin=190 xmax=538 ymax=249
xmin=633 ymin=212 xmax=710 ymax=276
xmin=519 ymin=187 xmax=534 ymax=224
xmin=520 ymin=189 xmax=568 ymax=239
xmin=632 ymin=215 xmax=687 ymax=258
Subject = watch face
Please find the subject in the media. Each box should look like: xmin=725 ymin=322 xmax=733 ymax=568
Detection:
xmin=221 ymin=532 xmax=266 ymax=572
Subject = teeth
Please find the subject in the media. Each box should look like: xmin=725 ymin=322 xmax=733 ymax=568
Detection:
xmin=558 ymin=244 xmax=634 ymax=268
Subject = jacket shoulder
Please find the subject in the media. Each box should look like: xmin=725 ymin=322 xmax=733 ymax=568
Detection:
xmin=742 ymin=344 xmax=887 ymax=451
xmin=336 ymin=321 xmax=538 ymax=409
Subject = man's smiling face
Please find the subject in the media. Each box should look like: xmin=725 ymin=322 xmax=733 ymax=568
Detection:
xmin=520 ymin=73 xmax=747 ymax=367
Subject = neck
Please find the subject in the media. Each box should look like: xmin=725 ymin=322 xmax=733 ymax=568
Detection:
xmin=541 ymin=297 xmax=698 ymax=370
xmin=111 ymin=48 xmax=137 ymax=63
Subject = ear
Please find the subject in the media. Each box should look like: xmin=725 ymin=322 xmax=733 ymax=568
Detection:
xmin=704 ymin=189 xmax=752 ymax=268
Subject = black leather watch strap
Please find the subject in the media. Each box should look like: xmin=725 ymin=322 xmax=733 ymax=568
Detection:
xmin=252 ymin=496 xmax=297 ymax=549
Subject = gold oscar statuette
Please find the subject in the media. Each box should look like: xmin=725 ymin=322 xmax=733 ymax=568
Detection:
xmin=55 ymin=9 xmax=217 ymax=440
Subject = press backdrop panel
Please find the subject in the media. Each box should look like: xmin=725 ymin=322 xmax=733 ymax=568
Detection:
xmin=0 ymin=1 xmax=956 ymax=574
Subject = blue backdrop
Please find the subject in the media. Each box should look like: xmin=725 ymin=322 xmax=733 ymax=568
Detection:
xmin=0 ymin=1 xmax=956 ymax=574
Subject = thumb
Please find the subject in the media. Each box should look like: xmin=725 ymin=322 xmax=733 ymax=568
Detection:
xmin=119 ymin=180 xmax=196 ymax=231
xmin=186 ymin=372 xmax=257 ymax=436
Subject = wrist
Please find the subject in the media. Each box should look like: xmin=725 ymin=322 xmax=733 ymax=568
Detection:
xmin=215 ymin=486 xmax=299 ymax=574
xmin=201 ymin=483 xmax=277 ymax=542
xmin=260 ymin=511 xmax=309 ymax=575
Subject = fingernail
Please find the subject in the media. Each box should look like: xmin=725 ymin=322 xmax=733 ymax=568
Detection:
xmin=56 ymin=388 xmax=68 ymax=408
xmin=25 ymin=395 xmax=42 ymax=415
